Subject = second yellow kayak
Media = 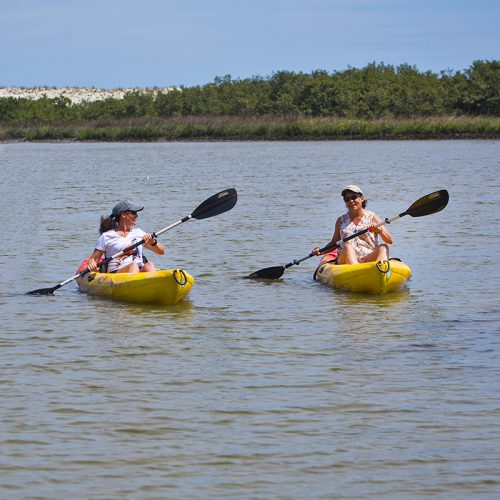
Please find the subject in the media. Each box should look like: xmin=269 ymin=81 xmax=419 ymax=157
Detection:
xmin=314 ymin=259 xmax=411 ymax=295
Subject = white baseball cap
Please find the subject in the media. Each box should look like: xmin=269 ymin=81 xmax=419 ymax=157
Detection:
xmin=341 ymin=185 xmax=363 ymax=196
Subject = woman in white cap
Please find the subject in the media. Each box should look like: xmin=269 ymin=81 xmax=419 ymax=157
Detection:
xmin=312 ymin=185 xmax=393 ymax=264
xmin=87 ymin=199 xmax=165 ymax=273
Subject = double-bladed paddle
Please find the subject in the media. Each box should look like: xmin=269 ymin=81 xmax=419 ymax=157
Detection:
xmin=247 ymin=189 xmax=449 ymax=279
xmin=27 ymin=188 xmax=238 ymax=295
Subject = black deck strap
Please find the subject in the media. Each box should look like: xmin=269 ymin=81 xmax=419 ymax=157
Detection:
xmin=376 ymin=260 xmax=391 ymax=274
xmin=173 ymin=269 xmax=187 ymax=286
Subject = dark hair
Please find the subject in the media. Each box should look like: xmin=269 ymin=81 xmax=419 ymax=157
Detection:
xmin=362 ymin=199 xmax=367 ymax=209
xmin=99 ymin=215 xmax=119 ymax=234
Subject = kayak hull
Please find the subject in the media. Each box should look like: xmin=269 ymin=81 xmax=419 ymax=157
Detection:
xmin=77 ymin=269 xmax=194 ymax=306
xmin=315 ymin=260 xmax=411 ymax=295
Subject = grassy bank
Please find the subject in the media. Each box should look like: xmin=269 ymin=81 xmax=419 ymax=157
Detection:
xmin=1 ymin=116 xmax=499 ymax=142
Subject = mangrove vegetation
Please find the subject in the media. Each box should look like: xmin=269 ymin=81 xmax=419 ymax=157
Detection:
xmin=1 ymin=60 xmax=499 ymax=141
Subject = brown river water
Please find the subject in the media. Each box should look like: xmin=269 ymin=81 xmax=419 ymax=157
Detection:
xmin=1 ymin=141 xmax=499 ymax=498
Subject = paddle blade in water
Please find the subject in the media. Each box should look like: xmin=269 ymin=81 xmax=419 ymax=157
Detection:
xmin=247 ymin=266 xmax=285 ymax=279
xmin=405 ymin=190 xmax=449 ymax=218
xmin=192 ymin=188 xmax=238 ymax=220
xmin=26 ymin=286 xmax=57 ymax=295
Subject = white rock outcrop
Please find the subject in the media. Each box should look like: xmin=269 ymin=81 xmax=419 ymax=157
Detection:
xmin=0 ymin=87 xmax=175 ymax=104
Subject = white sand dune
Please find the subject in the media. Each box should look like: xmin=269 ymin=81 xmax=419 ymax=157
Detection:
xmin=0 ymin=87 xmax=175 ymax=104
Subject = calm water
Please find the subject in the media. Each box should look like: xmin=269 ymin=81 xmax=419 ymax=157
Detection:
xmin=1 ymin=141 xmax=499 ymax=498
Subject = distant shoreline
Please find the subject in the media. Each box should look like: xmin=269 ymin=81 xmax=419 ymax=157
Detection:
xmin=1 ymin=116 xmax=498 ymax=142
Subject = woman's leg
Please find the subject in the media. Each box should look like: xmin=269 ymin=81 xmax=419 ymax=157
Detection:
xmin=117 ymin=262 xmax=140 ymax=274
xmin=338 ymin=243 xmax=359 ymax=264
xmin=141 ymin=261 xmax=157 ymax=272
xmin=363 ymin=244 xmax=390 ymax=263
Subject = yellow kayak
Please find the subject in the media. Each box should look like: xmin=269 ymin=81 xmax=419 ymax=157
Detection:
xmin=314 ymin=259 xmax=411 ymax=295
xmin=77 ymin=269 xmax=194 ymax=305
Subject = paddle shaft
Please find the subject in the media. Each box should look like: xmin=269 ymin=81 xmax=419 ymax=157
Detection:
xmin=320 ymin=213 xmax=402 ymax=253
xmin=285 ymin=215 xmax=398 ymax=269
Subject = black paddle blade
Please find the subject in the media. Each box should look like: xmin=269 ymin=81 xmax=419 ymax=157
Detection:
xmin=247 ymin=266 xmax=285 ymax=279
xmin=26 ymin=286 xmax=57 ymax=295
xmin=405 ymin=189 xmax=449 ymax=218
xmin=192 ymin=188 xmax=238 ymax=220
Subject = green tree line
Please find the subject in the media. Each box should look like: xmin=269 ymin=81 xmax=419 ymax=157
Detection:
xmin=1 ymin=60 xmax=498 ymax=122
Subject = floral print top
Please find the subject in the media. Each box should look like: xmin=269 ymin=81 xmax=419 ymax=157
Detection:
xmin=339 ymin=210 xmax=379 ymax=258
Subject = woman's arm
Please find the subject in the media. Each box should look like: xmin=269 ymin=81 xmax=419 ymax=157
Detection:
xmin=332 ymin=217 xmax=342 ymax=246
xmin=143 ymin=233 xmax=165 ymax=255
xmin=369 ymin=215 xmax=393 ymax=244
xmin=87 ymin=249 xmax=104 ymax=272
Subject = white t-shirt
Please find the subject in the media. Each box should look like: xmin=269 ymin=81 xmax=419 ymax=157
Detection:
xmin=96 ymin=228 xmax=146 ymax=272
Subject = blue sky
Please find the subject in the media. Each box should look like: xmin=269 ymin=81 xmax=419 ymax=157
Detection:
xmin=1 ymin=0 xmax=498 ymax=88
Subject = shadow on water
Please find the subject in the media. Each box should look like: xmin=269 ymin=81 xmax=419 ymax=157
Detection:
xmin=333 ymin=287 xmax=412 ymax=308
xmin=80 ymin=293 xmax=196 ymax=316
xmin=239 ymin=276 xmax=285 ymax=284
xmin=3 ymin=290 xmax=194 ymax=312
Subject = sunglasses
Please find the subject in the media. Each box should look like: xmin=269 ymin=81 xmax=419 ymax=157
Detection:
xmin=343 ymin=194 xmax=361 ymax=202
